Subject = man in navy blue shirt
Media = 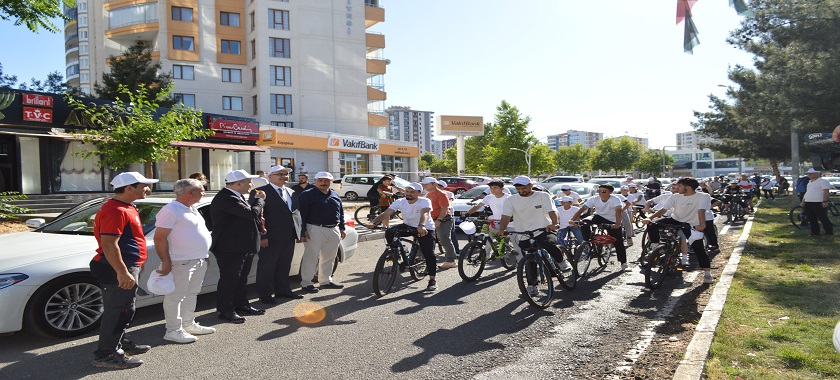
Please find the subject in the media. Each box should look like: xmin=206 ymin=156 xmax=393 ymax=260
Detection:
xmin=297 ymin=171 xmax=346 ymax=293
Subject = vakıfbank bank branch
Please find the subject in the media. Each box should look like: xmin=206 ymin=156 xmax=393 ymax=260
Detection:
xmin=257 ymin=129 xmax=420 ymax=179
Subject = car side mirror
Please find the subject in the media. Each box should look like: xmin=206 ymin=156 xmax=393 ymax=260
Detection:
xmin=26 ymin=218 xmax=46 ymax=229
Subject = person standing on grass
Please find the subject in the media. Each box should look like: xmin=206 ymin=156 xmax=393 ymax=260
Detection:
xmin=802 ymin=168 xmax=834 ymax=236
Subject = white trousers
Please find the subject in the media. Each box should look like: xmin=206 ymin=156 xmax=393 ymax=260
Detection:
xmin=163 ymin=258 xmax=207 ymax=332
xmin=300 ymin=224 xmax=341 ymax=287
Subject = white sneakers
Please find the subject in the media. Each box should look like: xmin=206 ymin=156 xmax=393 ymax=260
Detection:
xmin=164 ymin=329 xmax=197 ymax=344
xmin=183 ymin=323 xmax=216 ymax=335
xmin=438 ymin=261 xmax=457 ymax=269
xmin=558 ymin=259 xmax=572 ymax=272
xmin=526 ymin=285 xmax=538 ymax=297
xmin=703 ymin=272 xmax=714 ymax=284
xmin=621 ymin=263 xmax=631 ymax=272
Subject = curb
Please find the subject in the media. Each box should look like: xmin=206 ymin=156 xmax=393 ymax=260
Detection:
xmin=672 ymin=204 xmax=758 ymax=379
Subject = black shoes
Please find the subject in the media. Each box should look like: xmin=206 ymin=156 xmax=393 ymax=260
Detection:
xmin=259 ymin=296 xmax=278 ymax=304
xmin=234 ymin=306 xmax=266 ymax=315
xmin=302 ymin=285 xmax=319 ymax=293
xmin=218 ymin=311 xmax=246 ymax=324
xmin=91 ymin=353 xmax=143 ymax=369
xmin=321 ymin=282 xmax=344 ymax=289
xmin=276 ymin=292 xmax=304 ymax=299
xmin=120 ymin=339 xmax=150 ymax=355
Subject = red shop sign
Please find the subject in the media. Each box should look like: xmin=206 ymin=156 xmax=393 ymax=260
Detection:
xmin=209 ymin=117 xmax=259 ymax=141
xmin=23 ymin=107 xmax=53 ymax=123
xmin=22 ymin=93 xmax=54 ymax=108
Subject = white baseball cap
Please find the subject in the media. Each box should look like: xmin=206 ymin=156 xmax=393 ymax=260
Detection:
xmin=436 ymin=180 xmax=447 ymax=187
xmin=621 ymin=186 xmax=629 ymax=190
xmin=267 ymin=165 xmax=292 ymax=174
xmin=628 ymin=183 xmax=637 ymax=188
xmin=146 ymin=270 xmax=175 ymax=295
xmin=110 ymin=172 xmax=159 ymax=188
xmin=420 ymin=177 xmax=438 ymax=185
xmin=225 ymin=169 xmax=259 ymax=183
xmin=512 ymin=176 xmax=532 ymax=186
xmin=406 ymin=182 xmax=422 ymax=191
xmin=314 ymin=171 xmax=334 ymax=180
xmin=560 ymin=196 xmax=573 ymax=202
xmin=806 ymin=168 xmax=820 ymax=174
xmin=560 ymin=184 xmax=571 ymax=190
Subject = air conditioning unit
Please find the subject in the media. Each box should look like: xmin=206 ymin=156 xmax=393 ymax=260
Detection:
xmin=136 ymin=41 xmax=146 ymax=46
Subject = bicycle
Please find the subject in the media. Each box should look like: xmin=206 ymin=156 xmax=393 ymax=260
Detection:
xmin=371 ymin=227 xmax=428 ymax=297
xmin=354 ymin=203 xmax=402 ymax=227
xmin=457 ymin=214 xmax=518 ymax=282
xmin=511 ymin=228 xmax=576 ymax=309
xmin=573 ymin=220 xmax=618 ymax=277
xmin=631 ymin=205 xmax=648 ymax=230
xmin=789 ymin=199 xmax=840 ymax=229
xmin=722 ymin=194 xmax=748 ymax=224
xmin=644 ymin=221 xmax=685 ymax=289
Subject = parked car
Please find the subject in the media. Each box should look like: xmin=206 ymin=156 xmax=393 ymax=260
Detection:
xmin=330 ymin=178 xmax=342 ymax=192
xmin=548 ymin=182 xmax=600 ymax=201
xmin=437 ymin=177 xmax=477 ymax=195
xmin=461 ymin=176 xmax=493 ymax=185
xmin=537 ymin=176 xmax=584 ymax=189
xmin=451 ymin=185 xmax=517 ymax=224
xmin=587 ymin=177 xmax=624 ymax=191
xmin=336 ymin=174 xmax=410 ymax=201
xmin=0 ymin=196 xmax=359 ymax=337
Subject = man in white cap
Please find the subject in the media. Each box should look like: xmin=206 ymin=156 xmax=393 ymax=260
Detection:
xmin=620 ymin=176 xmax=634 ymax=188
xmin=251 ymin=165 xmax=304 ymax=303
xmin=554 ymin=184 xmax=582 ymax=205
xmin=437 ymin=179 xmax=461 ymax=258
xmin=90 ymin=172 xmax=158 ymax=368
xmin=556 ymin=196 xmax=583 ymax=246
xmin=368 ymin=182 xmax=439 ymax=291
xmin=802 ymin=168 xmax=833 ymax=236
xmin=153 ymin=178 xmax=215 ymax=344
xmin=298 ymin=172 xmax=347 ymax=292
xmin=210 ymin=169 xmax=267 ymax=324
xmin=421 ymin=177 xmax=457 ymax=269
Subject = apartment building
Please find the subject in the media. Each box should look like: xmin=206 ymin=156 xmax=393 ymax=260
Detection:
xmin=546 ymin=130 xmax=603 ymax=150
xmin=618 ymin=135 xmax=649 ymax=149
xmin=676 ymin=131 xmax=721 ymax=149
xmin=431 ymin=138 xmax=456 ymax=158
xmin=64 ymin=0 xmax=418 ymax=180
xmin=385 ymin=106 xmax=434 ymax=155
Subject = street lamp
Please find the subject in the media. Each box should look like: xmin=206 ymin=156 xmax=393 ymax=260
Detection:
xmin=510 ymin=147 xmax=532 ymax=178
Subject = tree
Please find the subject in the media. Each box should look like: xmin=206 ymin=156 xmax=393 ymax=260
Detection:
xmin=636 ymin=149 xmax=673 ymax=177
xmin=66 ymin=83 xmax=211 ymax=170
xmin=0 ymin=0 xmax=73 ymax=33
xmin=94 ymin=43 xmax=175 ymax=107
xmin=589 ymin=137 xmax=642 ymax=175
xmin=462 ymin=123 xmax=495 ymax=173
xmin=555 ymin=144 xmax=591 ymax=175
xmin=0 ymin=192 xmax=30 ymax=220
xmin=419 ymin=152 xmax=436 ymax=170
xmin=0 ymin=62 xmax=67 ymax=93
xmin=482 ymin=100 xmax=554 ymax=176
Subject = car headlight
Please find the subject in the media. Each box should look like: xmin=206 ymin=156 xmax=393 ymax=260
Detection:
xmin=0 ymin=273 xmax=29 ymax=290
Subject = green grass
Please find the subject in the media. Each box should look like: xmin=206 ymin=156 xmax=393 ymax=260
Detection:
xmin=705 ymin=199 xmax=840 ymax=379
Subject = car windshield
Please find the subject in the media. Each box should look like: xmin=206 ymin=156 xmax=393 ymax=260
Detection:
xmin=456 ymin=185 xmax=516 ymax=199
xmin=37 ymin=200 xmax=165 ymax=236
xmin=392 ymin=176 xmax=411 ymax=188
xmin=550 ymin=183 xmax=594 ymax=194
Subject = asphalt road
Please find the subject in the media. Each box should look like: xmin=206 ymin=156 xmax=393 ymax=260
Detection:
xmin=0 ymin=218 xmax=740 ymax=380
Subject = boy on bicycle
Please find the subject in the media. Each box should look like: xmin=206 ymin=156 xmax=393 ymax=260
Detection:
xmin=570 ymin=184 xmax=631 ymax=272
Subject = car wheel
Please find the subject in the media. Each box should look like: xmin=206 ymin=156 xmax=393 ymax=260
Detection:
xmin=24 ymin=275 xmax=104 ymax=338
xmin=345 ymin=191 xmax=358 ymax=201
xmin=455 ymin=188 xmax=466 ymax=195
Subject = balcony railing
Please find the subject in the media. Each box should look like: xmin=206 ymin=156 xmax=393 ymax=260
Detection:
xmin=65 ymin=33 xmax=78 ymax=42
xmin=109 ymin=16 xmax=158 ymax=30
xmin=365 ymin=0 xmax=382 ymax=8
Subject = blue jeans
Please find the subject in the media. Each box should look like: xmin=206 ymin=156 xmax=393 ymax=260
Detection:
xmin=557 ymin=226 xmax=583 ymax=246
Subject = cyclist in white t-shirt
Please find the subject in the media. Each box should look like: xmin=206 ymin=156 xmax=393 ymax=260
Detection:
xmin=553 ymin=183 xmax=583 ymax=205
xmin=556 ymin=196 xmax=582 ymax=246
xmin=571 ymin=183 xmax=631 ymax=272
xmin=466 ymin=180 xmax=511 ymax=233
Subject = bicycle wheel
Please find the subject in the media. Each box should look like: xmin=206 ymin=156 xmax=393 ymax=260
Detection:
xmin=372 ymin=250 xmax=399 ymax=297
xmin=409 ymin=246 xmax=428 ymax=281
xmin=516 ymin=254 xmax=554 ymax=309
xmin=458 ymin=241 xmax=486 ymax=282
xmin=644 ymin=245 xmax=668 ymax=289
xmin=596 ymin=243 xmax=611 ymax=268
xmin=789 ymin=205 xmax=806 ymax=229
xmin=575 ymin=242 xmax=593 ymax=278
xmin=634 ymin=211 xmax=645 ymax=229
xmin=555 ymin=246 xmax=577 ymax=291
xmin=639 ymin=230 xmax=651 ymax=267
xmin=499 ymin=238 xmax=517 ymax=270
xmin=354 ymin=205 xmax=376 ymax=226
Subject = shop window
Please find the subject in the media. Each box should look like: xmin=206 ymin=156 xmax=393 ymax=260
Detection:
xmin=209 ymin=150 xmax=250 ymax=190
xmin=57 ymin=141 xmax=103 ymax=192
xmin=20 ymin=137 xmax=41 ymax=194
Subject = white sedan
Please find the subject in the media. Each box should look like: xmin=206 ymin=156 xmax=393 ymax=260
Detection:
xmin=0 ymin=196 xmax=358 ymax=337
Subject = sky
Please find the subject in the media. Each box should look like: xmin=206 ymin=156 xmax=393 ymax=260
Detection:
xmin=0 ymin=0 xmax=755 ymax=150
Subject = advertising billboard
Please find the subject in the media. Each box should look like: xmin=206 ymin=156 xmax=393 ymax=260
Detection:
xmin=436 ymin=115 xmax=484 ymax=136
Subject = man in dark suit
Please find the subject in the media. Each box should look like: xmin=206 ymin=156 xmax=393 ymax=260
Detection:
xmin=210 ymin=170 xmax=267 ymax=324
xmin=251 ymin=165 xmax=304 ymax=303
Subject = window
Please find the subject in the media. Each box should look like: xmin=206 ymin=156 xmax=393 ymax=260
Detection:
xmin=79 ymin=15 xmax=87 ymax=26
xmin=80 ymin=58 xmax=89 ymax=68
xmin=80 ymin=72 xmax=90 ymax=82
xmin=251 ymin=67 xmax=257 ymax=87
xmin=270 ymin=94 xmax=291 ymax=114
xmin=78 ymin=1 xmax=87 ymax=11
xmin=222 ymin=68 xmax=241 ymax=82
xmin=250 ymin=11 xmax=255 ymax=32
xmin=220 ymin=12 xmax=240 ymax=27
xmin=173 ymin=36 xmax=195 ymax=51
xmin=252 ymin=95 xmax=258 ymax=114
xmin=173 ymin=65 xmax=195 ymax=80
xmin=250 ymin=39 xmax=256 ymax=59
xmin=696 ymin=152 xmax=713 ymax=160
xmin=223 ymin=96 xmax=243 ymax=111
xmin=696 ymin=162 xmax=712 ymax=169
xmin=268 ymin=9 xmax=289 ymax=30
xmin=221 ymin=40 xmax=241 ymax=54
xmin=79 ymin=30 xmax=88 ymax=39
xmin=171 ymin=6 xmax=193 ymax=22
xmin=269 ymin=37 xmax=290 ymax=58
xmin=79 ymin=43 xmax=88 ymax=53
xmin=174 ymin=93 xmax=196 ymax=108
xmin=270 ymin=121 xmax=293 ymax=128
xmin=270 ymin=66 xmax=291 ymax=86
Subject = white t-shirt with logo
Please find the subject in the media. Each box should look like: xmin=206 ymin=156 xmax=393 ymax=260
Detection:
xmin=481 ymin=193 xmax=511 ymax=220
xmin=583 ymin=195 xmax=623 ymax=223
xmin=804 ymin=177 xmax=831 ymax=202
xmin=389 ymin=197 xmax=435 ymax=230
xmin=658 ymin=192 xmax=711 ymax=227
xmin=154 ymin=201 xmax=212 ymax=261
xmin=502 ymin=191 xmax=557 ymax=232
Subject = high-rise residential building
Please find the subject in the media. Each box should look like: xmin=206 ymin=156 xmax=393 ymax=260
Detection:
xmin=619 ymin=135 xmax=649 ymax=149
xmin=385 ymin=106 xmax=434 ymax=155
xmin=546 ymin=130 xmax=603 ymax=150
xmin=431 ymin=138 xmax=456 ymax=158
xmin=677 ymin=131 xmax=720 ymax=149
xmin=63 ymin=0 xmax=419 ymax=179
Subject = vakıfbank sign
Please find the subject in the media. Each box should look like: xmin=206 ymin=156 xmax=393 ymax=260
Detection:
xmin=328 ymin=135 xmax=379 ymax=152
xmin=436 ymin=115 xmax=484 ymax=136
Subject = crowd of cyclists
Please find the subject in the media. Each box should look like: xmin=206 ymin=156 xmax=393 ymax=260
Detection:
xmin=364 ymin=172 xmax=771 ymax=304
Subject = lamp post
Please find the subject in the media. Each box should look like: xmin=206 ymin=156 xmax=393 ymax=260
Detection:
xmin=510 ymin=147 xmax=532 ymax=178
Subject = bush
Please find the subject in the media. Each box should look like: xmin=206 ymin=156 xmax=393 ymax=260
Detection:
xmin=0 ymin=192 xmax=31 ymax=220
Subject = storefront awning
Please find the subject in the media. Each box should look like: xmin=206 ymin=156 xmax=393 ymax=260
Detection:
xmin=0 ymin=129 xmax=72 ymax=139
xmin=171 ymin=141 xmax=265 ymax=152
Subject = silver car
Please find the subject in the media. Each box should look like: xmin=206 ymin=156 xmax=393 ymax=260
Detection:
xmin=0 ymin=196 xmax=358 ymax=337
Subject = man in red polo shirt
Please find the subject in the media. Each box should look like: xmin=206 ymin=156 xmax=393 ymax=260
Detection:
xmin=89 ymin=172 xmax=158 ymax=369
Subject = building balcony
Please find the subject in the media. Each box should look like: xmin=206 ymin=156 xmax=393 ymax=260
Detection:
xmin=368 ymin=112 xmax=388 ymax=127
xmin=105 ymin=22 xmax=159 ymax=40
xmin=367 ymin=86 xmax=387 ymax=101
xmin=366 ymin=58 xmax=387 ymax=74
xmin=365 ymin=4 xmax=384 ymax=28
xmin=366 ymin=32 xmax=385 ymax=50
